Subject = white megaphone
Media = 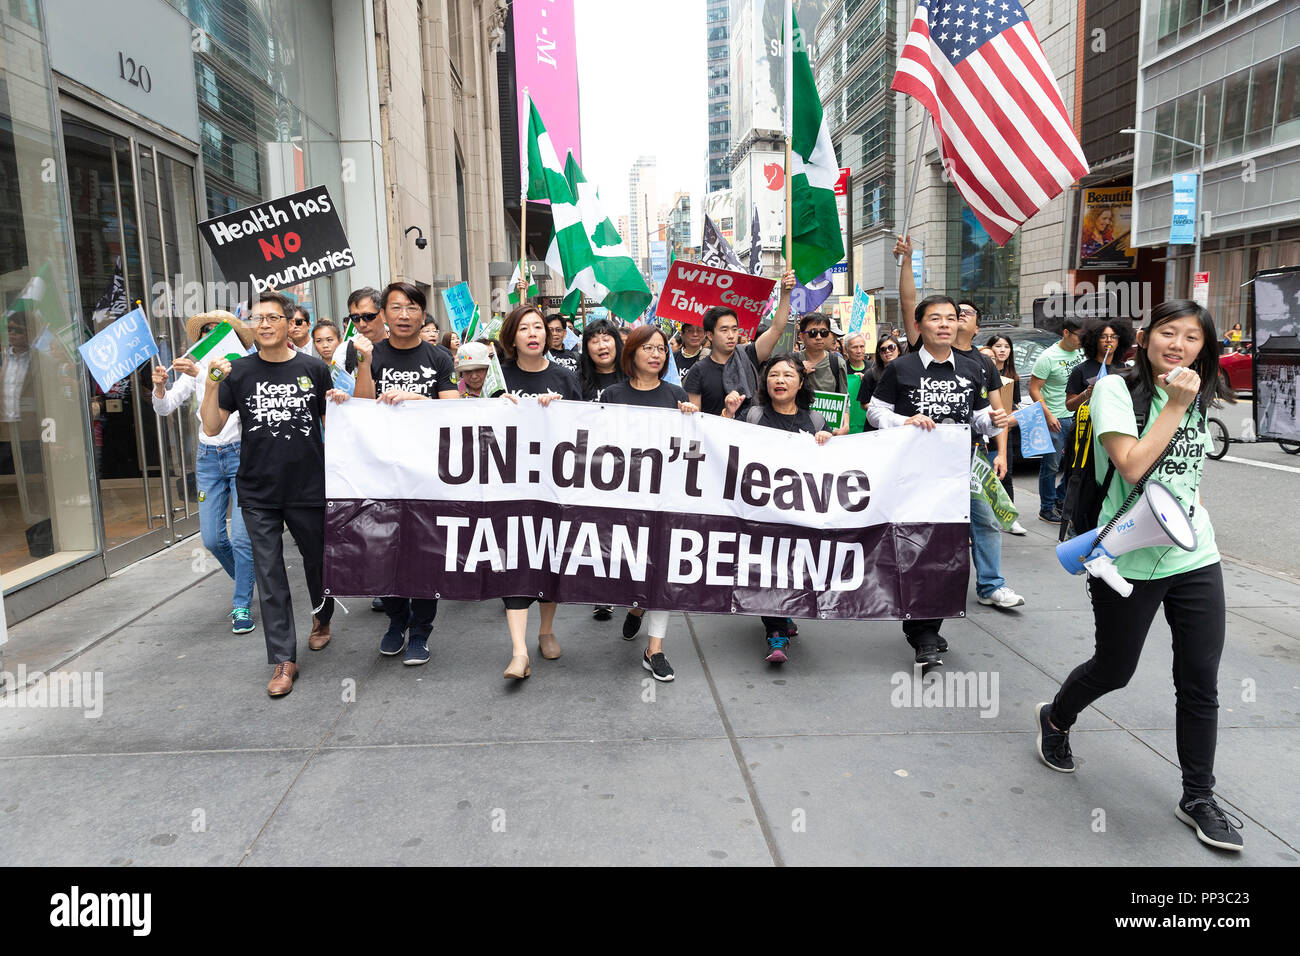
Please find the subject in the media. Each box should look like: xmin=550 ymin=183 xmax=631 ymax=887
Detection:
xmin=1056 ymin=481 xmax=1197 ymax=597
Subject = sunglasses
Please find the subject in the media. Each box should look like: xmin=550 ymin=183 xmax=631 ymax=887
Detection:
xmin=351 ymin=311 xmax=380 ymax=323
xmin=199 ymin=323 xmax=217 ymax=336
xmin=879 ymin=344 xmax=899 ymax=354
xmin=803 ymin=328 xmax=832 ymax=338
xmin=291 ymin=318 xmax=310 ymax=326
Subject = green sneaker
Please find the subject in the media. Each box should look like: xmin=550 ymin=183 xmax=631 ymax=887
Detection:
xmin=230 ymin=607 xmax=256 ymax=634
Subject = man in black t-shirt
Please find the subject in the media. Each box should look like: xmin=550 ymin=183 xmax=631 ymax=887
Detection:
xmin=544 ymin=313 xmax=579 ymax=374
xmin=684 ymin=270 xmax=796 ymax=416
xmin=202 ymin=291 xmax=335 ymax=698
xmin=351 ymin=282 xmax=457 ymax=666
xmin=867 ymin=294 xmax=1011 ymax=668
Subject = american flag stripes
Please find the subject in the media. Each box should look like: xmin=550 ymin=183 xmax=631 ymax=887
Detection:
xmin=891 ymin=0 xmax=1089 ymax=245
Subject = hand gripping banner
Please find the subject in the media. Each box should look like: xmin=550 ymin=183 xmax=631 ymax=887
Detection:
xmin=324 ymin=399 xmax=972 ymax=620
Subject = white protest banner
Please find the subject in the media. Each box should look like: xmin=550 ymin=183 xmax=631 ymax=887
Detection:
xmin=324 ymin=400 xmax=972 ymax=620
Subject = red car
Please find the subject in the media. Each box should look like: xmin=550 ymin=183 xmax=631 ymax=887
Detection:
xmin=1219 ymin=344 xmax=1252 ymax=395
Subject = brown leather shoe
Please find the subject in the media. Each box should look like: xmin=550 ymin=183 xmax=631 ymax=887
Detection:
xmin=309 ymin=616 xmax=331 ymax=651
xmin=267 ymin=661 xmax=298 ymax=697
xmin=537 ymin=632 xmax=562 ymax=660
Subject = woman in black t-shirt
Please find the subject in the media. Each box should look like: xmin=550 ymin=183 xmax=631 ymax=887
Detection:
xmin=493 ymin=305 xmax=579 ymax=680
xmin=857 ymin=333 xmax=903 ymax=430
xmin=578 ymin=318 xmax=628 ymax=401
xmin=600 ymin=325 xmax=699 ymax=683
xmin=722 ymin=353 xmax=831 ymax=665
xmin=1065 ymin=318 xmax=1135 ymax=414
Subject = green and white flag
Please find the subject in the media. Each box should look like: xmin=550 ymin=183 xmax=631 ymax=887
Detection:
xmin=508 ymin=261 xmax=538 ymax=305
xmin=483 ymin=343 xmax=509 ymax=397
xmin=544 ymin=152 xmax=650 ymax=323
xmin=785 ymin=10 xmax=845 ymax=284
xmin=187 ymin=321 xmax=248 ymax=368
xmin=521 ymin=95 xmax=650 ymax=323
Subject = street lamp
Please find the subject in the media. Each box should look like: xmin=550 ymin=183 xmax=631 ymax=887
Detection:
xmin=1122 ymin=93 xmax=1206 ymax=295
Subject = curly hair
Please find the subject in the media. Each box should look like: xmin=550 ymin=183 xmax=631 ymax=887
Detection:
xmin=1080 ymin=317 xmax=1135 ymax=364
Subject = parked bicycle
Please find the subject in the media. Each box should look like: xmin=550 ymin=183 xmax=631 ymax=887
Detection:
xmin=1207 ymin=407 xmax=1300 ymax=460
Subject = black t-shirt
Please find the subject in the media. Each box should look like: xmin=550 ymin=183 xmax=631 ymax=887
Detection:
xmin=746 ymin=405 xmax=824 ymax=434
xmin=369 ymin=339 xmax=455 ymax=398
xmin=583 ymin=369 xmax=626 ymax=402
xmin=873 ymin=350 xmax=990 ymax=426
xmin=218 ymin=352 xmax=332 ymax=509
xmin=683 ymin=343 xmax=759 ymax=416
xmin=600 ymin=380 xmax=688 ymax=409
xmin=493 ymin=360 xmax=583 ymax=401
xmin=1066 ymin=359 xmax=1122 ymax=398
xmin=673 ymin=349 xmax=706 ymax=376
xmin=547 ymin=348 xmax=580 ymax=374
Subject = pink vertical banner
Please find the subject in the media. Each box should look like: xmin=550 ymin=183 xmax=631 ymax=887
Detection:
xmin=514 ymin=0 xmax=582 ymax=194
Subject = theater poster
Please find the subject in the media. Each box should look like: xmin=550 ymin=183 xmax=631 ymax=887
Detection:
xmin=1078 ymin=187 xmax=1135 ymax=270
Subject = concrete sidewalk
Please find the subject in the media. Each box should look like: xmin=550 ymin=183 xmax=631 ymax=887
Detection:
xmin=1 ymin=516 xmax=1297 ymax=866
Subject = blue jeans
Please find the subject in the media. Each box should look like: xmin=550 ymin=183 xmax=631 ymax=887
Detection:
xmin=1037 ymin=415 xmax=1073 ymax=514
xmin=196 ymin=442 xmax=255 ymax=610
xmin=969 ymin=492 xmax=1005 ymax=598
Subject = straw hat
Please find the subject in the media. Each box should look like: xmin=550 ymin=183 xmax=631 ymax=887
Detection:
xmin=184 ymin=310 xmax=255 ymax=347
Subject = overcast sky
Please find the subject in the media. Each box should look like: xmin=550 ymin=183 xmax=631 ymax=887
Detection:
xmin=573 ymin=0 xmax=708 ymax=224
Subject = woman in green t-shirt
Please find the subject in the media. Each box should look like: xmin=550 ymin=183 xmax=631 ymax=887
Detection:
xmin=1034 ymin=300 xmax=1243 ymax=852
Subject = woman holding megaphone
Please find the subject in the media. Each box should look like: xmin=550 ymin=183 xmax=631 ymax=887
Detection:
xmin=1034 ymin=299 xmax=1242 ymax=852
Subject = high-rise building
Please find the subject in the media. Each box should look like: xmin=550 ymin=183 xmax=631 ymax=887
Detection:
xmin=1131 ymin=0 xmax=1300 ymax=330
xmin=669 ymin=192 xmax=693 ymax=258
xmin=707 ymin=0 xmax=732 ymax=192
xmin=628 ymin=155 xmax=659 ymax=268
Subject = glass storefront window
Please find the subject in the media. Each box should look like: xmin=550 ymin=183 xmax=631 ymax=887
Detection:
xmin=946 ymin=185 xmax=1020 ymax=326
xmin=1 ymin=6 xmax=98 ymax=590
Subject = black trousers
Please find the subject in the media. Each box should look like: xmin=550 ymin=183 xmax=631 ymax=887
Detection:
xmin=902 ymin=618 xmax=944 ymax=647
xmin=1051 ymin=562 xmax=1225 ymax=800
xmin=382 ymin=597 xmax=438 ymax=638
xmin=242 ymin=505 xmax=334 ymax=665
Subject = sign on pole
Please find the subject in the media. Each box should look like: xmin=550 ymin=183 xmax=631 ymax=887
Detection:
xmin=654 ymin=261 xmax=776 ymax=334
xmin=1170 ymin=173 xmax=1198 ymax=245
xmin=1192 ymin=271 xmax=1210 ymax=308
xmin=198 ymin=185 xmax=353 ymax=294
xmin=441 ymin=282 xmax=478 ymax=335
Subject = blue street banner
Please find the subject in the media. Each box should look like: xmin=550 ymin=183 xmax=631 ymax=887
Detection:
xmin=78 ymin=307 xmax=158 ymax=392
xmin=911 ymin=250 xmax=924 ymax=289
xmin=650 ymin=241 xmax=669 ymax=288
xmin=441 ymin=282 xmax=478 ymax=336
xmin=1170 ymin=173 xmax=1197 ymax=245
xmin=1013 ymin=402 xmax=1056 ymax=457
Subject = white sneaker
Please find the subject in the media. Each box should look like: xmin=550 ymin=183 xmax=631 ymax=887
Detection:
xmin=1006 ymin=521 xmax=1028 ymax=535
xmin=978 ymin=586 xmax=1025 ymax=609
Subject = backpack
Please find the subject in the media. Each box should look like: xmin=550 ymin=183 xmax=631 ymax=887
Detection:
xmin=828 ymin=351 xmax=848 ymax=393
xmin=1058 ymin=381 xmax=1152 ymax=543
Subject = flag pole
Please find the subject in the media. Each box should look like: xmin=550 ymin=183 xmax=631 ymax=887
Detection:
xmin=783 ymin=0 xmax=794 ymax=278
xmin=520 ymin=88 xmax=530 ymax=299
xmin=896 ymin=111 xmax=931 ymax=266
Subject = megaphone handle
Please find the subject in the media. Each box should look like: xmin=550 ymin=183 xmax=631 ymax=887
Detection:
xmin=1085 ymin=556 xmax=1134 ymax=598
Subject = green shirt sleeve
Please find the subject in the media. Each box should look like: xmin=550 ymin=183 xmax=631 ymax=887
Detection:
xmin=1089 ymin=374 xmax=1138 ymax=441
xmin=1030 ymin=345 xmax=1055 ymax=380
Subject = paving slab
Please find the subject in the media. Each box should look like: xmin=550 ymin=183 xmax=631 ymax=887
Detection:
xmin=737 ymin=731 xmax=1297 ymax=867
xmin=241 ymin=739 xmax=772 ymax=866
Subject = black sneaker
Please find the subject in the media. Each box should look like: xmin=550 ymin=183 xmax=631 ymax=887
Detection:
xmin=1176 ymin=797 xmax=1244 ymax=851
xmin=593 ymin=605 xmax=612 ymax=621
xmin=642 ymin=650 xmax=675 ymax=682
xmin=1038 ymin=509 xmax=1061 ymax=524
xmin=622 ymin=611 xmax=642 ymax=641
xmin=1034 ymin=702 xmax=1075 ymax=773
xmin=380 ymin=625 xmax=407 ymax=656
xmin=371 ymin=597 xmax=386 ymax=612
xmin=936 ymin=635 xmax=949 ymax=654
xmin=403 ymin=635 xmax=430 ymax=666
xmin=913 ymin=634 xmax=943 ymax=667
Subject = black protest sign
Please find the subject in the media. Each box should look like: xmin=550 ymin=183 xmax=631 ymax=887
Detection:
xmin=198 ymin=185 xmax=354 ymax=293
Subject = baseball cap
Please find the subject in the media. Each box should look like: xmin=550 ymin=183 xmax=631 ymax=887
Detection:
xmin=456 ymin=341 xmax=490 ymax=370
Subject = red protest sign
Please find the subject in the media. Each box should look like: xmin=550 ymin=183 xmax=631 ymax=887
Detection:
xmin=655 ymin=261 xmax=776 ymax=334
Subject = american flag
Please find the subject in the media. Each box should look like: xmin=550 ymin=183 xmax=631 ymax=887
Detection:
xmin=892 ymin=0 xmax=1089 ymax=245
